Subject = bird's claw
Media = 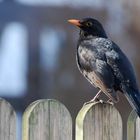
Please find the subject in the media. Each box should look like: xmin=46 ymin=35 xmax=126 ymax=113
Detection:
xmin=83 ymin=98 xmax=100 ymax=106
xmin=99 ymin=99 xmax=104 ymax=103
xmin=107 ymin=100 xmax=114 ymax=105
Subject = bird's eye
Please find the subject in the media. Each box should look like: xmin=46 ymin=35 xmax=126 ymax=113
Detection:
xmin=86 ymin=22 xmax=92 ymax=27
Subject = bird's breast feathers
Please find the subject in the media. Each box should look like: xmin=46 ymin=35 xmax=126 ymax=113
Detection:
xmin=78 ymin=46 xmax=96 ymax=64
xmin=77 ymin=38 xmax=115 ymax=69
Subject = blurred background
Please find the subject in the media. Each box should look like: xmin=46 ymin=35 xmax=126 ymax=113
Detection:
xmin=0 ymin=0 xmax=140 ymax=139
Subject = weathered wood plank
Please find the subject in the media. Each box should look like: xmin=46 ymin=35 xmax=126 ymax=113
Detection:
xmin=136 ymin=116 xmax=140 ymax=140
xmin=76 ymin=101 xmax=122 ymax=140
xmin=22 ymin=99 xmax=72 ymax=140
xmin=127 ymin=110 xmax=140 ymax=140
xmin=0 ymin=98 xmax=16 ymax=140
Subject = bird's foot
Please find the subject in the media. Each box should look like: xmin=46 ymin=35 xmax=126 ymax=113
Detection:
xmin=99 ymin=99 xmax=104 ymax=103
xmin=83 ymin=90 xmax=102 ymax=106
xmin=83 ymin=98 xmax=100 ymax=106
xmin=107 ymin=99 xmax=114 ymax=105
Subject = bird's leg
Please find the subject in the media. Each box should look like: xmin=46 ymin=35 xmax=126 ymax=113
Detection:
xmin=90 ymin=90 xmax=102 ymax=102
xmin=84 ymin=90 xmax=102 ymax=105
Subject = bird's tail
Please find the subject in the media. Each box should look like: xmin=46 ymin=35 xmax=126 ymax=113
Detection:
xmin=122 ymin=85 xmax=140 ymax=117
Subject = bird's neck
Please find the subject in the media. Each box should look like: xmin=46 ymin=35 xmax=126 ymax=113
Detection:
xmin=79 ymin=30 xmax=108 ymax=41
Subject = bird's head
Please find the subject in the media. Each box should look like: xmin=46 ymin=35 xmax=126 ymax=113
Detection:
xmin=68 ymin=18 xmax=107 ymax=38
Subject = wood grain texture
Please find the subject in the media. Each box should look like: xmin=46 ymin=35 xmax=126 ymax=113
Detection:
xmin=127 ymin=110 xmax=140 ymax=140
xmin=136 ymin=116 xmax=140 ymax=140
xmin=22 ymin=99 xmax=72 ymax=140
xmin=76 ymin=101 xmax=122 ymax=140
xmin=0 ymin=98 xmax=16 ymax=140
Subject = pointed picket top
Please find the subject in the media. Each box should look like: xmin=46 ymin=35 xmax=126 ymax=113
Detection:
xmin=127 ymin=110 xmax=140 ymax=140
xmin=0 ymin=98 xmax=16 ymax=140
xmin=22 ymin=99 xmax=72 ymax=140
xmin=76 ymin=101 xmax=122 ymax=140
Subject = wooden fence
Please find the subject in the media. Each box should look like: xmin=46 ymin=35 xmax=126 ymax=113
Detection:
xmin=0 ymin=98 xmax=139 ymax=140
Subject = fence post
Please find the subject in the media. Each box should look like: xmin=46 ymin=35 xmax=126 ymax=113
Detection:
xmin=76 ymin=101 xmax=122 ymax=140
xmin=127 ymin=110 xmax=140 ymax=140
xmin=22 ymin=99 xmax=72 ymax=140
xmin=0 ymin=98 xmax=16 ymax=140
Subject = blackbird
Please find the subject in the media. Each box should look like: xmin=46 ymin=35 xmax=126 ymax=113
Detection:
xmin=68 ymin=18 xmax=140 ymax=117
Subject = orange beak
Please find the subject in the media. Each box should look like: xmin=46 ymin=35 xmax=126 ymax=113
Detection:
xmin=68 ymin=19 xmax=81 ymax=27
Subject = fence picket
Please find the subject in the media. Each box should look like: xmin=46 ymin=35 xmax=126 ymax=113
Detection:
xmin=22 ymin=99 xmax=72 ymax=140
xmin=127 ymin=110 xmax=140 ymax=140
xmin=0 ymin=98 xmax=16 ymax=140
xmin=76 ymin=101 xmax=122 ymax=140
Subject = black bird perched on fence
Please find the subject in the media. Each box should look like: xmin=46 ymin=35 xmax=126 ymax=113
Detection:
xmin=68 ymin=18 xmax=140 ymax=117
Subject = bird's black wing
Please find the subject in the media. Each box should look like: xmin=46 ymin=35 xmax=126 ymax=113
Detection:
xmin=104 ymin=40 xmax=140 ymax=116
xmin=93 ymin=38 xmax=140 ymax=115
xmin=77 ymin=39 xmax=119 ymax=102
